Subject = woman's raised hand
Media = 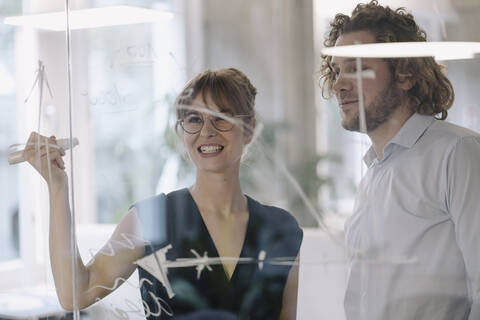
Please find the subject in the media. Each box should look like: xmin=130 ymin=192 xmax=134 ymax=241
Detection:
xmin=24 ymin=131 xmax=67 ymax=187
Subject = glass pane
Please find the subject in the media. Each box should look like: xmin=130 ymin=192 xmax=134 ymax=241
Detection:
xmin=1 ymin=0 xmax=479 ymax=319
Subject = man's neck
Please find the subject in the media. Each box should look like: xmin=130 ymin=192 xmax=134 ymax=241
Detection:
xmin=368 ymin=105 xmax=414 ymax=160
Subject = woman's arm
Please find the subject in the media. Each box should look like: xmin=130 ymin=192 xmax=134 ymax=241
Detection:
xmin=25 ymin=132 xmax=145 ymax=310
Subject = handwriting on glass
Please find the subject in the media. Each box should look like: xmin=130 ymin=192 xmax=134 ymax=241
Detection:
xmin=110 ymin=43 xmax=158 ymax=69
xmin=81 ymin=84 xmax=132 ymax=107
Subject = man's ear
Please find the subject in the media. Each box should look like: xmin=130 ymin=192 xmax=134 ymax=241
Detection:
xmin=243 ymin=118 xmax=256 ymax=145
xmin=396 ymin=73 xmax=414 ymax=91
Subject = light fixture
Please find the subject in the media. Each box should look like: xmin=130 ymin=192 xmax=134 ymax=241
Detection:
xmin=321 ymin=41 xmax=480 ymax=61
xmin=3 ymin=5 xmax=174 ymax=31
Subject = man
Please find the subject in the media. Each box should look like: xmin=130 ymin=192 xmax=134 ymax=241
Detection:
xmin=319 ymin=1 xmax=480 ymax=319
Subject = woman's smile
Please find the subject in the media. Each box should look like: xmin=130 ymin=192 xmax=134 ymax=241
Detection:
xmin=198 ymin=143 xmax=225 ymax=157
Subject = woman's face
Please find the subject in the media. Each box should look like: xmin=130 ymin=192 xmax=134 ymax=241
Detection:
xmin=181 ymin=93 xmax=254 ymax=175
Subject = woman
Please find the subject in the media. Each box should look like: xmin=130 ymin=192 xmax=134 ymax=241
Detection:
xmin=25 ymin=68 xmax=303 ymax=319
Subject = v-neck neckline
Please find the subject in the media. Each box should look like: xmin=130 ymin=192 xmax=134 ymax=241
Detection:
xmin=185 ymin=188 xmax=253 ymax=282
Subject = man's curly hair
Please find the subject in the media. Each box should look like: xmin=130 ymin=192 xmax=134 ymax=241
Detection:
xmin=319 ymin=0 xmax=454 ymax=120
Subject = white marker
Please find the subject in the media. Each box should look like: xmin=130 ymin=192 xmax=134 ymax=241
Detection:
xmin=7 ymin=138 xmax=79 ymax=165
xmin=258 ymin=250 xmax=266 ymax=270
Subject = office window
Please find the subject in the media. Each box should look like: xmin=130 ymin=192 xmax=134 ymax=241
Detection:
xmin=0 ymin=1 xmax=22 ymax=262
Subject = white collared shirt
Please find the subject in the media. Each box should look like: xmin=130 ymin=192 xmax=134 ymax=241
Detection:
xmin=345 ymin=113 xmax=480 ymax=320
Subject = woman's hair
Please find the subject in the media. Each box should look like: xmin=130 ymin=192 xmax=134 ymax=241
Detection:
xmin=318 ymin=0 xmax=454 ymax=120
xmin=174 ymin=68 xmax=257 ymax=132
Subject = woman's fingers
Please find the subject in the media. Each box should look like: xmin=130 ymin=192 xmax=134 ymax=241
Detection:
xmin=25 ymin=133 xmax=64 ymax=155
xmin=22 ymin=132 xmax=68 ymax=186
xmin=26 ymin=149 xmax=63 ymax=169
xmin=45 ymin=149 xmax=64 ymax=169
xmin=54 ymin=151 xmax=66 ymax=170
xmin=25 ymin=144 xmax=61 ymax=161
xmin=24 ymin=132 xmax=66 ymax=171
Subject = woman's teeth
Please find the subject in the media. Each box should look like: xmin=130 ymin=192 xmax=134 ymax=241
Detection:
xmin=199 ymin=145 xmax=223 ymax=153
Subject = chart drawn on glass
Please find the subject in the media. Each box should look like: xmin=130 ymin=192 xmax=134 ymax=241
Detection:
xmin=24 ymin=60 xmax=52 ymax=105
xmin=7 ymin=60 xmax=79 ymax=165
xmin=134 ymin=246 xmax=272 ymax=298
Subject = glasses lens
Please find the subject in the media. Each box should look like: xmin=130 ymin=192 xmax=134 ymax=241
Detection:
xmin=183 ymin=114 xmax=203 ymax=133
xmin=212 ymin=112 xmax=234 ymax=131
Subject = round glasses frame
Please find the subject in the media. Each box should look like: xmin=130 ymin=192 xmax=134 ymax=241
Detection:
xmin=178 ymin=112 xmax=252 ymax=134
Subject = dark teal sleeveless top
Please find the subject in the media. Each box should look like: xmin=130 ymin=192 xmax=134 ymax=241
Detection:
xmin=133 ymin=188 xmax=303 ymax=319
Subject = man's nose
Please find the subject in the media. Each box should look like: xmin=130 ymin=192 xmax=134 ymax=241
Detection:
xmin=332 ymin=72 xmax=353 ymax=93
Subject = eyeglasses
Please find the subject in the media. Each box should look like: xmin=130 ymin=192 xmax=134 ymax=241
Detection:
xmin=178 ymin=111 xmax=252 ymax=134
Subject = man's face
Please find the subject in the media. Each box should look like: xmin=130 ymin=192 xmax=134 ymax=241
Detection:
xmin=330 ymin=31 xmax=401 ymax=132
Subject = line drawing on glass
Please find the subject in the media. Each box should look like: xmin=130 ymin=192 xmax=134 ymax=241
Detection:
xmin=433 ymin=0 xmax=448 ymax=40
xmin=341 ymin=70 xmax=376 ymax=79
xmin=94 ymin=293 xmax=173 ymax=319
xmin=24 ymin=60 xmax=53 ymax=105
xmin=22 ymin=60 xmax=55 ymax=179
xmin=64 ymin=1 xmax=80 ymax=318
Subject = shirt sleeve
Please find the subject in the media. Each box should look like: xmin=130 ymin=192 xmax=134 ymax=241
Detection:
xmin=446 ymin=135 xmax=480 ymax=318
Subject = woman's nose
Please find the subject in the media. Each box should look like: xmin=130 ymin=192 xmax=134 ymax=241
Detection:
xmin=200 ymin=117 xmax=217 ymax=137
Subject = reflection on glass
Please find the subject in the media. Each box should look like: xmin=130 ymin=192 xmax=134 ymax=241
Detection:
xmin=1 ymin=0 xmax=480 ymax=319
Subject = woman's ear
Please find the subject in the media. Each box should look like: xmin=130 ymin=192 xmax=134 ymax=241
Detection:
xmin=243 ymin=118 xmax=256 ymax=145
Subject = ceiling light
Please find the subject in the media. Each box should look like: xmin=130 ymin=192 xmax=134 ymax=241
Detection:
xmin=3 ymin=6 xmax=174 ymax=31
xmin=321 ymin=41 xmax=480 ymax=61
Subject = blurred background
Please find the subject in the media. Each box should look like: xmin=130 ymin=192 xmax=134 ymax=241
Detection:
xmin=0 ymin=0 xmax=479 ymax=318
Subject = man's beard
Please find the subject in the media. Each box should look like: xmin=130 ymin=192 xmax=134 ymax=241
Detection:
xmin=341 ymin=83 xmax=402 ymax=133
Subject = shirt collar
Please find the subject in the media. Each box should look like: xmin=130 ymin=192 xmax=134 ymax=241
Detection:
xmin=363 ymin=147 xmax=377 ymax=167
xmin=389 ymin=113 xmax=435 ymax=148
xmin=363 ymin=113 xmax=436 ymax=167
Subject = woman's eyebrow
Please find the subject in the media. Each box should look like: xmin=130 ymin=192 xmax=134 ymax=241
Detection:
xmin=185 ymin=110 xmax=200 ymax=116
